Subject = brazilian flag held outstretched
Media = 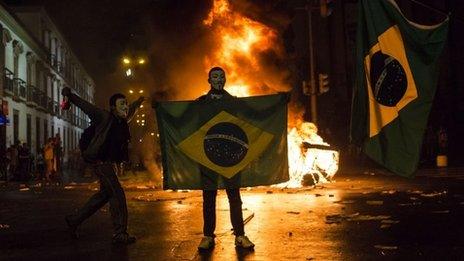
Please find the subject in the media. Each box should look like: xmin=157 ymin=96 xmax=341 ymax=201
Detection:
xmin=154 ymin=93 xmax=289 ymax=189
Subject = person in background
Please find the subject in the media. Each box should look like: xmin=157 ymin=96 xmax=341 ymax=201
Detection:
xmin=35 ymin=148 xmax=45 ymax=182
xmin=44 ymin=138 xmax=55 ymax=183
xmin=18 ymin=143 xmax=31 ymax=182
xmin=53 ymin=134 xmax=63 ymax=182
xmin=8 ymin=142 xmax=19 ymax=181
xmin=0 ymin=148 xmax=9 ymax=183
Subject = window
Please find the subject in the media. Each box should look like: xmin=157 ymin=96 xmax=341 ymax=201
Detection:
xmin=13 ymin=109 xmax=19 ymax=144
xmin=26 ymin=114 xmax=31 ymax=147
xmin=13 ymin=53 xmax=19 ymax=78
xmin=63 ymin=126 xmax=66 ymax=156
xmin=26 ymin=52 xmax=34 ymax=86
xmin=67 ymin=127 xmax=71 ymax=154
xmin=43 ymin=119 xmax=48 ymax=144
xmin=56 ymin=81 xmax=60 ymax=103
xmin=12 ymin=40 xmax=22 ymax=79
xmin=36 ymin=117 xmax=41 ymax=153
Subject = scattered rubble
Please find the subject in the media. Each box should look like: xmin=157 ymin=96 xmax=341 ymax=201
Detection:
xmin=133 ymin=195 xmax=187 ymax=202
xmin=374 ymin=245 xmax=398 ymax=250
xmin=326 ymin=213 xmax=393 ymax=224
xmin=420 ymin=191 xmax=447 ymax=197
xmin=431 ymin=210 xmax=450 ymax=214
xmin=381 ymin=190 xmax=396 ymax=195
xmin=366 ymin=201 xmax=384 ymax=205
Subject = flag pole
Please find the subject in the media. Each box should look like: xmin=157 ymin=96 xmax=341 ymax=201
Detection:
xmin=407 ymin=0 xmax=448 ymax=16
xmin=307 ymin=3 xmax=317 ymax=124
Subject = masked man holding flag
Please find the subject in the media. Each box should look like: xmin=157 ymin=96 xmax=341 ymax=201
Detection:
xmin=196 ymin=67 xmax=255 ymax=251
xmin=154 ymin=67 xmax=289 ymax=251
xmin=62 ymin=87 xmax=144 ymax=245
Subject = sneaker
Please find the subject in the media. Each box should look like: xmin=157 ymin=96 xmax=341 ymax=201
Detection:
xmin=65 ymin=215 xmax=79 ymax=239
xmin=112 ymin=233 xmax=137 ymax=245
xmin=235 ymin=235 xmax=255 ymax=249
xmin=197 ymin=236 xmax=215 ymax=251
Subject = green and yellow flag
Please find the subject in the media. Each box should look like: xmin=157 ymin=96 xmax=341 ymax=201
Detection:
xmin=154 ymin=93 xmax=289 ymax=189
xmin=351 ymin=0 xmax=449 ymax=177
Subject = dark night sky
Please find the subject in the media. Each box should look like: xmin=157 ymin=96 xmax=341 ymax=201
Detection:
xmin=3 ymin=0 xmax=213 ymax=105
xmin=5 ymin=1 xmax=460 ymax=99
xmin=3 ymin=0 xmax=291 ymax=106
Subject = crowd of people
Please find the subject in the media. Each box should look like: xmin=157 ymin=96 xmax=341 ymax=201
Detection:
xmin=1 ymin=134 xmax=65 ymax=184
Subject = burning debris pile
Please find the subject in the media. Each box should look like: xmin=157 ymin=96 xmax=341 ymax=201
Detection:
xmin=279 ymin=121 xmax=339 ymax=188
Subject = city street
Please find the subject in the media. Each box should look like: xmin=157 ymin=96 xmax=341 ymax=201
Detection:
xmin=1 ymin=168 xmax=464 ymax=260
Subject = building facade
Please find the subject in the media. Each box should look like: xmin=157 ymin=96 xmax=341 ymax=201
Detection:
xmin=0 ymin=4 xmax=94 ymax=161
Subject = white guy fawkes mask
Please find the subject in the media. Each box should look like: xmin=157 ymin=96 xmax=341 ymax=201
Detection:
xmin=114 ymin=98 xmax=129 ymax=118
xmin=208 ymin=69 xmax=226 ymax=91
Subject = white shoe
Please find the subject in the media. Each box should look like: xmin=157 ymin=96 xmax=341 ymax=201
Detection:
xmin=235 ymin=235 xmax=255 ymax=249
xmin=198 ymin=236 xmax=215 ymax=250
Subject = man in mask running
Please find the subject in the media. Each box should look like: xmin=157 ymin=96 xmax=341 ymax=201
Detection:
xmin=62 ymin=87 xmax=144 ymax=244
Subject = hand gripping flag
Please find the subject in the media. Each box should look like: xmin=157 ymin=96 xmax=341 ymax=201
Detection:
xmin=351 ymin=0 xmax=449 ymax=177
xmin=154 ymin=93 xmax=289 ymax=189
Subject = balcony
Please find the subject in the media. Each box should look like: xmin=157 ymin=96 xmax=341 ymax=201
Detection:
xmin=50 ymin=54 xmax=58 ymax=69
xmin=26 ymin=85 xmax=37 ymax=107
xmin=3 ymin=68 xmax=14 ymax=96
xmin=57 ymin=61 xmax=64 ymax=74
xmin=53 ymin=101 xmax=60 ymax=116
xmin=35 ymin=89 xmax=46 ymax=111
xmin=13 ymin=78 xmax=27 ymax=101
xmin=46 ymin=97 xmax=53 ymax=113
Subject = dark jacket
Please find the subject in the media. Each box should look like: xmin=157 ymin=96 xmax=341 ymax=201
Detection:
xmin=68 ymin=93 xmax=143 ymax=162
xmin=197 ymin=89 xmax=242 ymax=190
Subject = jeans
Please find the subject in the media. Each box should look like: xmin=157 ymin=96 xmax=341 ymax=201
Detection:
xmin=203 ymin=189 xmax=244 ymax=237
xmin=67 ymin=163 xmax=128 ymax=235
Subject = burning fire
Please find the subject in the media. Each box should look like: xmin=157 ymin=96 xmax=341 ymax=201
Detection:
xmin=282 ymin=121 xmax=339 ymax=188
xmin=203 ymin=0 xmax=339 ymax=187
xmin=203 ymin=0 xmax=280 ymax=97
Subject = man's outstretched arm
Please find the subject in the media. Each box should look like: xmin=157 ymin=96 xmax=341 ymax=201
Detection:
xmin=127 ymin=96 xmax=145 ymax=123
xmin=62 ymin=87 xmax=103 ymax=121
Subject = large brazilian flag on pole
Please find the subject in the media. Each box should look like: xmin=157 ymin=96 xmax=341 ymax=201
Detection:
xmin=351 ymin=0 xmax=449 ymax=177
xmin=154 ymin=93 xmax=289 ymax=189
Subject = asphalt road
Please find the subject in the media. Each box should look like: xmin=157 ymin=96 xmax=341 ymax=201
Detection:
xmin=1 ymin=168 xmax=464 ymax=260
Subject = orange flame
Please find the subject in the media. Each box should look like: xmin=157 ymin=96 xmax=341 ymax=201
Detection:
xmin=203 ymin=0 xmax=339 ymax=187
xmin=203 ymin=0 xmax=281 ymax=97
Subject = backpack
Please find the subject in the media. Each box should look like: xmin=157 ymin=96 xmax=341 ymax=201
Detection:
xmin=79 ymin=123 xmax=96 ymax=153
